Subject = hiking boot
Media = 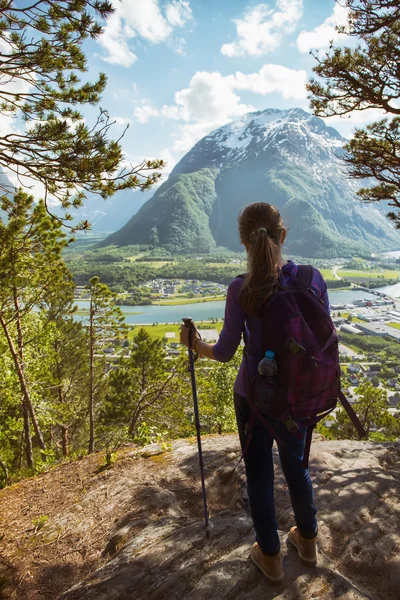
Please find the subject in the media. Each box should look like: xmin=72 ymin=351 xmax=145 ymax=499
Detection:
xmin=288 ymin=526 xmax=317 ymax=567
xmin=250 ymin=542 xmax=284 ymax=582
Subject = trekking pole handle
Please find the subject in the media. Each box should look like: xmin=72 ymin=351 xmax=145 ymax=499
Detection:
xmin=182 ymin=317 xmax=195 ymax=348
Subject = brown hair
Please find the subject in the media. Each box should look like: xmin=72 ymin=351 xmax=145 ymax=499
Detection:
xmin=238 ymin=202 xmax=285 ymax=316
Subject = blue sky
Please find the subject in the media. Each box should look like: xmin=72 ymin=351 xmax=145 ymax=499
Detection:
xmin=85 ymin=0 xmax=354 ymax=173
xmin=31 ymin=1 xmax=387 ymax=181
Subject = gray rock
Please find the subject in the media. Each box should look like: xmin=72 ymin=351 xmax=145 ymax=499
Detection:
xmin=60 ymin=437 xmax=400 ymax=600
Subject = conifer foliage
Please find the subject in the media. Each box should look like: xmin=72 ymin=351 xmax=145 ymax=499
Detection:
xmin=308 ymin=1 xmax=400 ymax=224
xmin=0 ymin=1 xmax=163 ymax=228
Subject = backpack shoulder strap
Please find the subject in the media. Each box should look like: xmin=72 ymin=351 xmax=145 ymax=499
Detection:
xmin=295 ymin=265 xmax=313 ymax=290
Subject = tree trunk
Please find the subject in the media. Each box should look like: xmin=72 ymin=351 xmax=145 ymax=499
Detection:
xmin=0 ymin=458 xmax=9 ymax=484
xmin=61 ymin=425 xmax=69 ymax=458
xmin=0 ymin=315 xmax=36 ymax=468
xmin=129 ymin=401 xmax=144 ymax=439
xmin=17 ymin=428 xmax=25 ymax=470
xmin=88 ymin=296 xmax=95 ymax=454
xmin=128 ymin=413 xmax=137 ymax=439
xmin=22 ymin=398 xmax=34 ymax=470
xmin=12 ymin=289 xmax=47 ymax=455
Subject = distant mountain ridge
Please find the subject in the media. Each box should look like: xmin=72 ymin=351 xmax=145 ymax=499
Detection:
xmin=98 ymin=108 xmax=400 ymax=256
xmin=51 ymin=188 xmax=152 ymax=233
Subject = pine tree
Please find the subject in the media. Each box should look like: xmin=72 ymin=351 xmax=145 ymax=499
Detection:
xmin=308 ymin=1 xmax=400 ymax=224
xmin=85 ymin=276 xmax=127 ymax=453
xmin=104 ymin=329 xmax=185 ymax=439
xmin=0 ymin=1 xmax=163 ymax=227
xmin=332 ymin=381 xmax=400 ymax=439
xmin=0 ymin=191 xmax=72 ymax=469
xmin=42 ymin=303 xmax=89 ymax=459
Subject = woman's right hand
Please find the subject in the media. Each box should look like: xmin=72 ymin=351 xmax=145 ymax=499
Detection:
xmin=180 ymin=324 xmax=201 ymax=350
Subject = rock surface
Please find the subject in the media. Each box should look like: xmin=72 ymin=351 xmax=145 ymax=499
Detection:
xmin=54 ymin=436 xmax=400 ymax=600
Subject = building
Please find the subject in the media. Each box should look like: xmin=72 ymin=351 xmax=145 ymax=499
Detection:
xmin=388 ymin=395 xmax=400 ymax=407
xmin=332 ymin=317 xmax=346 ymax=326
xmin=353 ymin=300 xmax=368 ymax=307
xmin=198 ymin=329 xmax=219 ymax=342
xmin=340 ymin=324 xmax=362 ymax=335
xmin=356 ymin=322 xmax=400 ymax=341
xmin=349 ymin=364 xmax=361 ymax=373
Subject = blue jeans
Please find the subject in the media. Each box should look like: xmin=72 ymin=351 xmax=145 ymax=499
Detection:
xmin=234 ymin=393 xmax=318 ymax=556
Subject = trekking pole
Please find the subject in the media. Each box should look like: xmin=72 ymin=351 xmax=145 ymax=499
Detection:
xmin=182 ymin=317 xmax=212 ymax=539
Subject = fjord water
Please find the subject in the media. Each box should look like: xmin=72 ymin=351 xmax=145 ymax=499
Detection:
xmin=74 ymin=287 xmax=390 ymax=325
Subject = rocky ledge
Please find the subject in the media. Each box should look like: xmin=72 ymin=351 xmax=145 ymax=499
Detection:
xmin=56 ymin=436 xmax=400 ymax=600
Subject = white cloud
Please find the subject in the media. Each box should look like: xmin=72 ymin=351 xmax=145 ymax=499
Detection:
xmin=112 ymin=116 xmax=132 ymax=128
xmin=98 ymin=0 xmax=192 ymax=67
xmin=172 ymin=121 xmax=226 ymax=153
xmin=162 ymin=65 xmax=307 ymax=125
xmin=131 ymin=69 xmax=254 ymax=152
xmin=221 ymin=0 xmax=303 ymax=57
xmin=165 ymin=65 xmax=307 ymax=152
xmin=165 ymin=1 xmax=192 ymax=27
xmin=98 ymin=11 xmax=137 ymax=67
xmin=172 ymin=37 xmax=187 ymax=55
xmin=324 ymin=107 xmax=390 ymax=139
xmin=161 ymin=105 xmax=181 ymax=119
xmin=232 ymin=64 xmax=307 ymax=100
xmin=129 ymin=64 xmax=307 ymax=152
xmin=297 ymin=3 xmax=349 ymax=53
xmin=172 ymin=71 xmax=254 ymax=123
xmin=159 ymin=147 xmax=178 ymax=174
xmin=134 ymin=105 xmax=160 ymax=124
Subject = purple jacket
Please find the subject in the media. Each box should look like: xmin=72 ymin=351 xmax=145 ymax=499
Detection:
xmin=212 ymin=261 xmax=330 ymax=397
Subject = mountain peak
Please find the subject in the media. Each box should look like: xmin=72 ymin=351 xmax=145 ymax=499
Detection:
xmin=102 ymin=106 xmax=400 ymax=256
xmin=171 ymin=107 xmax=344 ymax=178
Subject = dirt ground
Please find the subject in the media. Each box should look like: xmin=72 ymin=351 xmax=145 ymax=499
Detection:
xmin=0 ymin=436 xmax=241 ymax=600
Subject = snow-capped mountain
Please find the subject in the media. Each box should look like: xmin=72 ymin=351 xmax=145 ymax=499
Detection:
xmin=102 ymin=108 xmax=400 ymax=257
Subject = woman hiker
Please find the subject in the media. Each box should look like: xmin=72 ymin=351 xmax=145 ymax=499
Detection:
xmin=180 ymin=202 xmax=329 ymax=582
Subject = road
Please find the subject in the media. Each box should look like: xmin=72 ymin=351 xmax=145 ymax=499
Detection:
xmin=339 ymin=343 xmax=359 ymax=357
xmin=332 ymin=265 xmax=344 ymax=281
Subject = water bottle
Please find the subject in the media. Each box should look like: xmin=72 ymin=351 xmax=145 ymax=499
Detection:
xmin=258 ymin=350 xmax=277 ymax=379
xmin=254 ymin=350 xmax=277 ymax=413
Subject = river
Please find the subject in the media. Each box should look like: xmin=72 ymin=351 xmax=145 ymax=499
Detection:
xmin=74 ymin=286 xmax=396 ymax=325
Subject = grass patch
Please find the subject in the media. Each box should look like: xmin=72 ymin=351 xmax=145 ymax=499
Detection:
xmin=338 ymin=269 xmax=399 ymax=280
xmin=154 ymin=295 xmax=226 ymax=306
xmin=128 ymin=324 xmax=180 ymax=341
xmin=75 ymin=309 xmax=143 ymax=316
xmin=388 ymin=322 xmax=400 ymax=330
xmin=127 ymin=321 xmax=224 ymax=341
xmin=320 ymin=269 xmax=335 ymax=280
xmin=137 ymin=261 xmax=173 ymax=268
xmin=125 ymin=255 xmax=142 ymax=262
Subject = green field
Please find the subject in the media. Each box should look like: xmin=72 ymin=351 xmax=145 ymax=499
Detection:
xmin=338 ymin=269 xmax=400 ymax=280
xmin=388 ymin=322 xmax=400 ymax=330
xmin=155 ymin=295 xmax=226 ymax=306
xmin=76 ymin=309 xmax=143 ymax=316
xmin=137 ymin=260 xmax=174 ymax=268
xmin=128 ymin=321 xmax=224 ymax=341
xmin=320 ymin=268 xmax=335 ymax=280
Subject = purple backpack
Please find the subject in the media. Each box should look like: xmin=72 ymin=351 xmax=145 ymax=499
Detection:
xmin=242 ymin=266 xmax=365 ymax=466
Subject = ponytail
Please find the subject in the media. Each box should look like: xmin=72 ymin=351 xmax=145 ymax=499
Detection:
xmin=238 ymin=203 xmax=285 ymax=316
